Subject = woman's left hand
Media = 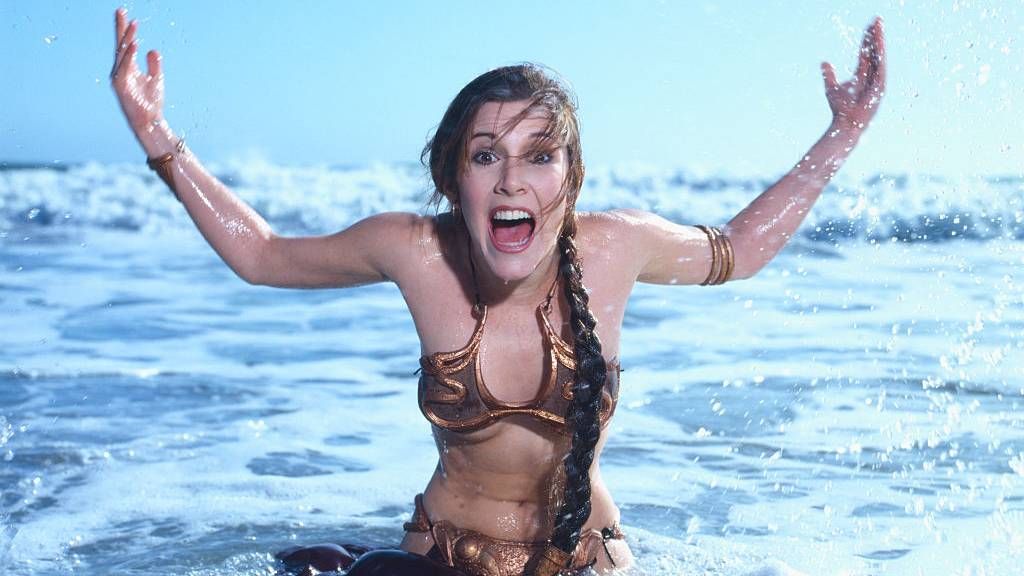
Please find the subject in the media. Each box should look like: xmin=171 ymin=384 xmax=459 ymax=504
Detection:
xmin=821 ymin=17 xmax=886 ymax=134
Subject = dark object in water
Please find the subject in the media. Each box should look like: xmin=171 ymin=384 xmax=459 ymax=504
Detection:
xmin=276 ymin=543 xmax=363 ymax=574
xmin=276 ymin=544 xmax=466 ymax=575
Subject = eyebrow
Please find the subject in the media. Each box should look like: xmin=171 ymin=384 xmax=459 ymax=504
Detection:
xmin=470 ymin=131 xmax=551 ymax=141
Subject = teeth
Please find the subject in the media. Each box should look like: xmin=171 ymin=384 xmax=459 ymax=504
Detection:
xmin=492 ymin=209 xmax=532 ymax=221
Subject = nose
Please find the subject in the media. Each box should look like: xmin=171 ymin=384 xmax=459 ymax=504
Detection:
xmin=496 ymin=157 xmax=527 ymax=196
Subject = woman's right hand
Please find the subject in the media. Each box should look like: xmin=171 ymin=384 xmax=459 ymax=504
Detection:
xmin=110 ymin=8 xmax=165 ymax=138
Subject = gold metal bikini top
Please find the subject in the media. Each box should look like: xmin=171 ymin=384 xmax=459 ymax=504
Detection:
xmin=418 ymin=278 xmax=620 ymax=434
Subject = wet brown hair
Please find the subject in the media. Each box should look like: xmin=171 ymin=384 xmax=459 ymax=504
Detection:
xmin=422 ymin=64 xmax=608 ymax=569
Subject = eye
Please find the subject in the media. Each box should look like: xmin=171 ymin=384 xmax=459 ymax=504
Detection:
xmin=472 ymin=150 xmax=498 ymax=165
xmin=531 ymin=152 xmax=553 ymax=165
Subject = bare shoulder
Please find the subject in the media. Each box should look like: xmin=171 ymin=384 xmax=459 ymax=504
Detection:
xmin=348 ymin=212 xmax=447 ymax=280
xmin=325 ymin=211 xmax=436 ymax=265
xmin=576 ymin=208 xmax=672 ymax=241
xmin=575 ymin=209 xmax=709 ymax=285
xmin=575 ymin=209 xmax=663 ymax=265
xmin=582 ymin=207 xmax=698 ymax=230
xmin=259 ymin=211 xmax=442 ymax=289
xmin=572 ymin=210 xmax=652 ymax=282
xmin=352 ymin=211 xmax=433 ymax=239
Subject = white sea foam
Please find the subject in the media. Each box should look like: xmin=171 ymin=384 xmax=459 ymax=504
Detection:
xmin=2 ymin=161 xmax=1021 ymax=241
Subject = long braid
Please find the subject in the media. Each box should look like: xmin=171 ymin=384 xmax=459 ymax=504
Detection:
xmin=548 ymin=229 xmax=608 ymax=559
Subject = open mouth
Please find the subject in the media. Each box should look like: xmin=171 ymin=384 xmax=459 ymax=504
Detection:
xmin=488 ymin=207 xmax=536 ymax=253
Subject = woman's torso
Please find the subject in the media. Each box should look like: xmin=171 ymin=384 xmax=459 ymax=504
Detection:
xmin=391 ymin=213 xmax=637 ymax=567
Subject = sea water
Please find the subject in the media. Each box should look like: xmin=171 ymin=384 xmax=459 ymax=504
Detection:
xmin=1 ymin=162 xmax=1022 ymax=575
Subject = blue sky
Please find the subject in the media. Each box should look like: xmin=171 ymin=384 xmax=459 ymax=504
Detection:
xmin=2 ymin=1 xmax=1021 ymax=178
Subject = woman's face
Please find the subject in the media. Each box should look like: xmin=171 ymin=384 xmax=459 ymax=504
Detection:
xmin=456 ymin=100 xmax=569 ymax=284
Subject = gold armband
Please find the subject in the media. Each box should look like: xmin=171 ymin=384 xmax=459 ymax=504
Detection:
xmin=146 ymin=138 xmax=186 ymax=202
xmin=695 ymin=225 xmax=734 ymax=285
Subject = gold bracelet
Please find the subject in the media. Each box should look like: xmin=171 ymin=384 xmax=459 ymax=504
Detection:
xmin=696 ymin=225 xmax=734 ymax=285
xmin=146 ymin=150 xmax=182 ymax=202
xmin=707 ymin=226 xmax=724 ymax=285
xmin=720 ymin=227 xmax=735 ymax=284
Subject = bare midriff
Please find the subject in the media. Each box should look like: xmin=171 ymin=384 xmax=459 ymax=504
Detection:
xmin=399 ymin=417 xmax=624 ymax=559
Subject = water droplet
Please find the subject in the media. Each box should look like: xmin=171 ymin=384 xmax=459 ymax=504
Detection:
xmin=977 ymin=64 xmax=992 ymax=86
xmin=43 ymin=35 xmax=57 ymax=45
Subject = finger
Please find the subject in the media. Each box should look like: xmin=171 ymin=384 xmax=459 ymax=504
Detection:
xmin=113 ymin=19 xmax=136 ymax=66
xmin=118 ymin=20 xmax=139 ymax=71
xmin=855 ymin=24 xmax=873 ymax=84
xmin=115 ymin=8 xmax=126 ymax=46
xmin=113 ymin=11 xmax=131 ymax=72
xmin=872 ymin=18 xmax=887 ymax=95
xmin=860 ymin=18 xmax=885 ymax=104
xmin=146 ymin=50 xmax=162 ymax=80
xmin=112 ymin=28 xmax=133 ymax=79
xmin=125 ymin=19 xmax=138 ymax=47
xmin=114 ymin=40 xmax=138 ymax=81
xmin=821 ymin=62 xmax=839 ymax=93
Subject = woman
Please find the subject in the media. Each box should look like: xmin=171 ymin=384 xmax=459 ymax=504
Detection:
xmin=110 ymin=8 xmax=885 ymax=575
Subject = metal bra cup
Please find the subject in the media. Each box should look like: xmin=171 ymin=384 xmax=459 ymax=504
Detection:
xmin=417 ymin=298 xmax=620 ymax=433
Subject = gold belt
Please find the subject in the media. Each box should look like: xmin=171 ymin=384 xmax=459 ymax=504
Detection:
xmin=404 ymin=494 xmax=625 ymax=576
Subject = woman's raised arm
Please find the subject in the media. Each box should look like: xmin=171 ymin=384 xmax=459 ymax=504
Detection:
xmin=623 ymin=18 xmax=886 ymax=286
xmin=109 ymin=8 xmax=414 ymax=289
